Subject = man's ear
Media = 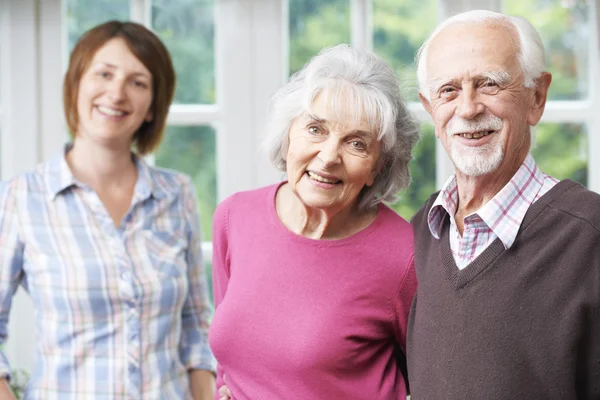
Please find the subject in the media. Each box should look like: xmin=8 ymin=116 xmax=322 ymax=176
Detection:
xmin=419 ymin=92 xmax=433 ymax=116
xmin=527 ymin=72 xmax=552 ymax=126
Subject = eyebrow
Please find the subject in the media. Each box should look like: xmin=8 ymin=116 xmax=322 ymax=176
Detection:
xmin=94 ymin=62 xmax=151 ymax=79
xmin=428 ymin=70 xmax=512 ymax=94
xmin=305 ymin=113 xmax=374 ymax=140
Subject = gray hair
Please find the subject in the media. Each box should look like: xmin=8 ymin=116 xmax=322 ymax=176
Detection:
xmin=263 ymin=44 xmax=420 ymax=211
xmin=416 ymin=10 xmax=546 ymax=100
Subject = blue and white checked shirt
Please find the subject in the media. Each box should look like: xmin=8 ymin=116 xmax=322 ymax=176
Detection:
xmin=0 ymin=146 xmax=216 ymax=399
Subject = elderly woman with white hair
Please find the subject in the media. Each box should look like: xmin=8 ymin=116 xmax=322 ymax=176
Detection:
xmin=208 ymin=44 xmax=420 ymax=400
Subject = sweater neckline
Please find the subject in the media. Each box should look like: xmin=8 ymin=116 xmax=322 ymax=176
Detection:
xmin=439 ymin=179 xmax=580 ymax=289
xmin=266 ymin=181 xmax=387 ymax=247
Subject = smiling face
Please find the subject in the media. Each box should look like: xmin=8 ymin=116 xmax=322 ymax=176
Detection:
xmin=421 ymin=21 xmax=548 ymax=178
xmin=285 ymin=91 xmax=381 ymax=214
xmin=75 ymin=37 xmax=153 ymax=148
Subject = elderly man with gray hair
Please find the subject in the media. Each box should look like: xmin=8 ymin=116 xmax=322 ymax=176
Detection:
xmin=407 ymin=9 xmax=600 ymax=399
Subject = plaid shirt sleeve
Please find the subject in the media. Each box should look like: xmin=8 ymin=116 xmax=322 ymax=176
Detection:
xmin=0 ymin=180 xmax=25 ymax=380
xmin=179 ymin=178 xmax=216 ymax=372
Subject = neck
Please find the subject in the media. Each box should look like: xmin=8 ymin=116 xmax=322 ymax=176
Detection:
xmin=276 ymin=183 xmax=374 ymax=240
xmin=453 ymin=157 xmax=524 ymax=236
xmin=66 ymin=137 xmax=137 ymax=189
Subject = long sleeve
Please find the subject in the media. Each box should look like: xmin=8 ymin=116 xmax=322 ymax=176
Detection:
xmin=393 ymin=254 xmax=417 ymax=351
xmin=210 ymin=199 xmax=231 ymax=395
xmin=0 ymin=180 xmax=25 ymax=379
xmin=179 ymin=179 xmax=216 ymax=372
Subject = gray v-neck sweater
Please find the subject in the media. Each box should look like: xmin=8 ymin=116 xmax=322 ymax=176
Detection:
xmin=407 ymin=180 xmax=600 ymax=399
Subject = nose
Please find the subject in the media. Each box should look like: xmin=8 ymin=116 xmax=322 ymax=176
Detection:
xmin=318 ymin=137 xmax=342 ymax=167
xmin=107 ymin=78 xmax=127 ymax=102
xmin=456 ymin=85 xmax=484 ymax=120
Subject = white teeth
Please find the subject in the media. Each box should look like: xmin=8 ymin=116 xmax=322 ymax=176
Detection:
xmin=308 ymin=171 xmax=339 ymax=184
xmin=97 ymin=106 xmax=125 ymax=117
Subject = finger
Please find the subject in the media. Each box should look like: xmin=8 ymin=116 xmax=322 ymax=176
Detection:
xmin=218 ymin=386 xmax=228 ymax=395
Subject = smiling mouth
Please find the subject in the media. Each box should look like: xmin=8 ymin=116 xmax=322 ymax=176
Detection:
xmin=455 ymin=130 xmax=496 ymax=139
xmin=96 ymin=105 xmax=127 ymax=117
xmin=307 ymin=171 xmax=342 ymax=184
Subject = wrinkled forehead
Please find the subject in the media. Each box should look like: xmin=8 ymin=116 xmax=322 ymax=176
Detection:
xmin=303 ymin=82 xmax=380 ymax=137
xmin=427 ymin=21 xmax=520 ymax=81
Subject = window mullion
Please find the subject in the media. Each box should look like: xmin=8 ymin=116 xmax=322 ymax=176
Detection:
xmin=130 ymin=0 xmax=152 ymax=26
xmin=351 ymin=0 xmax=373 ymax=51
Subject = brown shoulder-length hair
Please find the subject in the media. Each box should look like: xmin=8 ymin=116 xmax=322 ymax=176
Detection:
xmin=63 ymin=21 xmax=176 ymax=155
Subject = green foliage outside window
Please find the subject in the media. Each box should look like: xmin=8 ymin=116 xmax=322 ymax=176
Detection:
xmin=504 ymin=0 xmax=589 ymax=185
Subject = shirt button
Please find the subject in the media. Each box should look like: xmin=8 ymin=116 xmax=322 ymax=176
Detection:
xmin=121 ymin=271 xmax=130 ymax=280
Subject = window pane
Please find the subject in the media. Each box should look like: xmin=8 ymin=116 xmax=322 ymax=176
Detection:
xmin=532 ymin=123 xmax=587 ymax=185
xmin=66 ymin=0 xmax=129 ymax=52
xmin=154 ymin=126 xmax=217 ymax=240
xmin=504 ymin=0 xmax=590 ymax=100
xmin=289 ymin=0 xmax=351 ymax=75
xmin=391 ymin=124 xmax=436 ymax=220
xmin=372 ymin=0 xmax=437 ymax=102
xmin=152 ymin=0 xmax=215 ymax=104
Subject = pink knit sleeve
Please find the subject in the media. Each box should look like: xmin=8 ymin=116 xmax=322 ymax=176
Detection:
xmin=393 ymin=254 xmax=417 ymax=351
xmin=211 ymin=200 xmax=231 ymax=397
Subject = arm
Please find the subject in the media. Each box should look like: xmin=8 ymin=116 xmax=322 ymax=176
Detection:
xmin=189 ymin=369 xmax=216 ymax=400
xmin=393 ymin=255 xmax=417 ymax=350
xmin=179 ymin=180 xmax=216 ymax=397
xmin=211 ymin=199 xmax=232 ymax=398
xmin=393 ymin=254 xmax=417 ymax=398
xmin=0 ymin=181 xmax=25 ymax=390
xmin=0 ymin=379 xmax=16 ymax=400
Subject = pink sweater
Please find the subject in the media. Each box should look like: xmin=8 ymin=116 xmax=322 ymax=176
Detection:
xmin=209 ymin=183 xmax=416 ymax=400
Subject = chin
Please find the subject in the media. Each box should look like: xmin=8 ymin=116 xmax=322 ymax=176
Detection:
xmin=452 ymin=145 xmax=503 ymax=177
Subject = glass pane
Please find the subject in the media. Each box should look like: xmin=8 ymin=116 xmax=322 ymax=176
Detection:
xmin=504 ymin=0 xmax=590 ymax=100
xmin=289 ymin=0 xmax=351 ymax=76
xmin=532 ymin=123 xmax=587 ymax=185
xmin=372 ymin=0 xmax=437 ymax=102
xmin=65 ymin=0 xmax=129 ymax=52
xmin=391 ymin=124 xmax=436 ymax=220
xmin=152 ymin=0 xmax=215 ymax=104
xmin=154 ymin=126 xmax=217 ymax=241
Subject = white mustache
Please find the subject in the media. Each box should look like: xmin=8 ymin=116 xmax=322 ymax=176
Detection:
xmin=446 ymin=115 xmax=503 ymax=136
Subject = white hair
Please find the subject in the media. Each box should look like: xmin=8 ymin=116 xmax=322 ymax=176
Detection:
xmin=263 ymin=44 xmax=420 ymax=211
xmin=416 ymin=10 xmax=546 ymax=100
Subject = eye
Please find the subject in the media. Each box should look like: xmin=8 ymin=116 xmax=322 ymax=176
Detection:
xmin=349 ymin=140 xmax=367 ymax=151
xmin=97 ymin=71 xmax=112 ymax=79
xmin=482 ymin=80 xmax=497 ymax=87
xmin=132 ymin=80 xmax=148 ymax=89
xmin=307 ymin=126 xmax=322 ymax=135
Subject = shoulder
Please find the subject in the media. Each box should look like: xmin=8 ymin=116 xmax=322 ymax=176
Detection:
xmin=212 ymin=182 xmax=281 ymax=239
xmin=0 ymin=161 xmax=50 ymax=199
xmin=372 ymin=205 xmax=415 ymax=267
xmin=548 ymin=180 xmax=600 ymax=233
xmin=378 ymin=204 xmax=413 ymax=237
xmin=216 ymin=182 xmax=281 ymax=216
xmin=146 ymin=164 xmax=194 ymax=195
xmin=410 ymin=191 xmax=440 ymax=226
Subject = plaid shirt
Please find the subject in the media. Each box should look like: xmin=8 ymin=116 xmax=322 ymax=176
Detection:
xmin=0 ymin=147 xmax=215 ymax=399
xmin=428 ymin=154 xmax=559 ymax=269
